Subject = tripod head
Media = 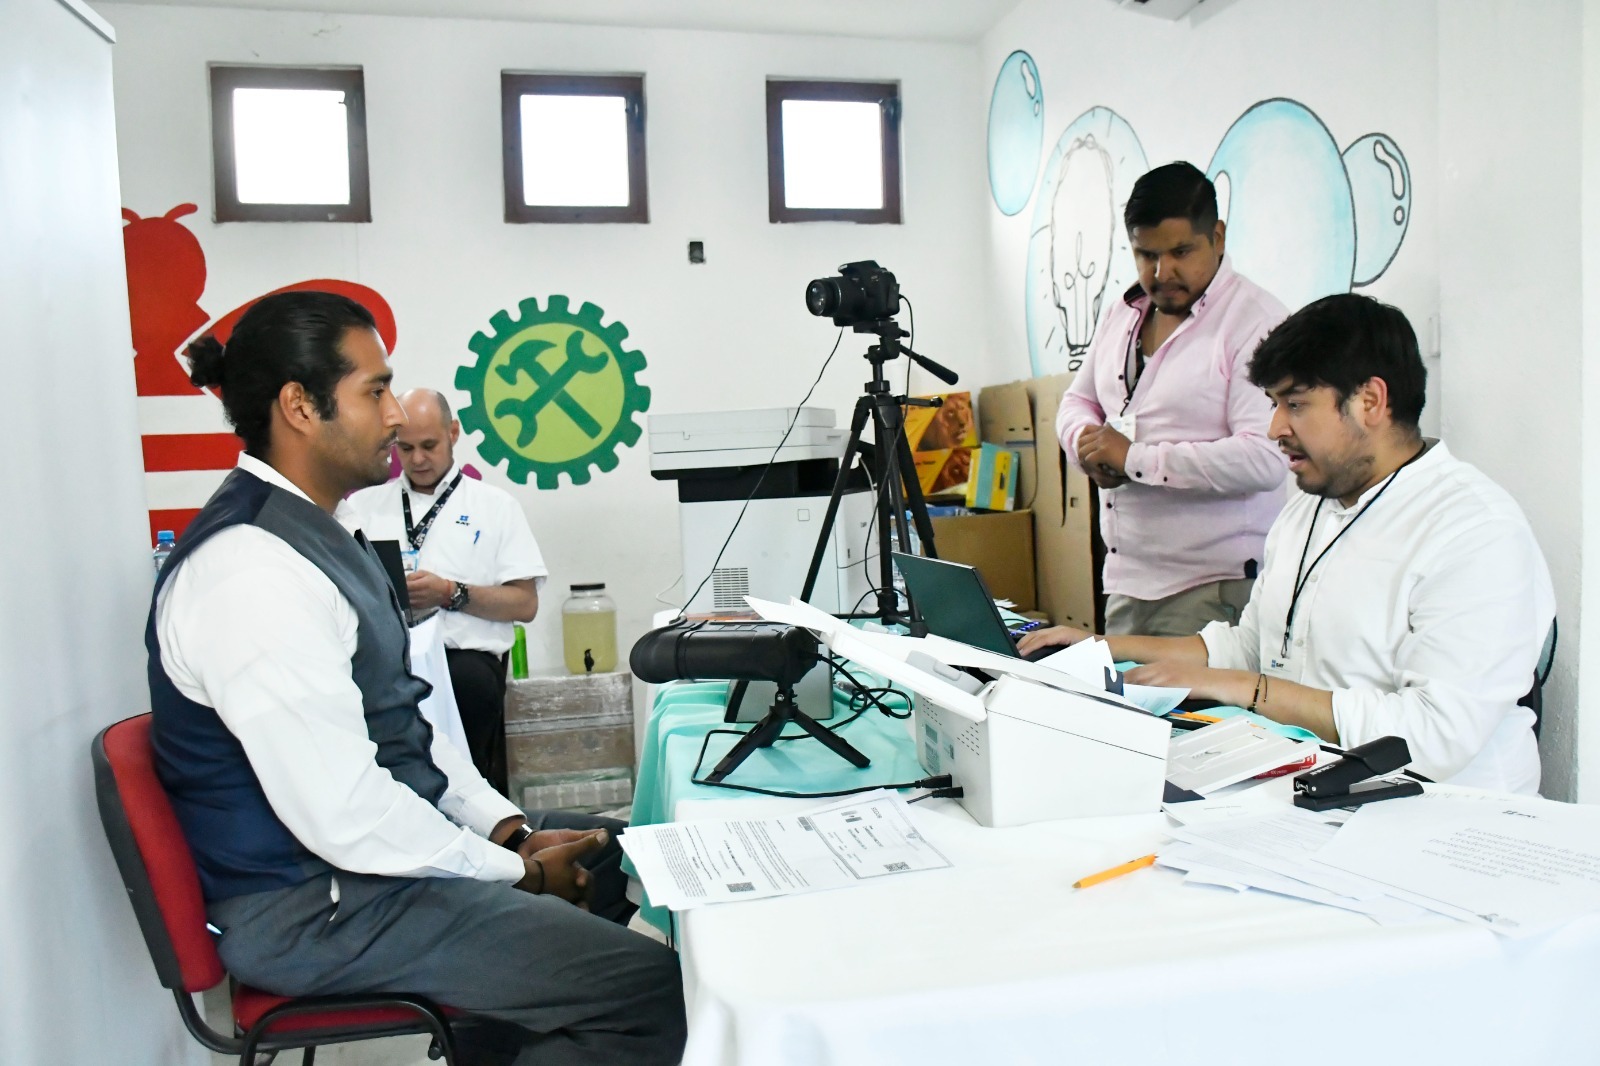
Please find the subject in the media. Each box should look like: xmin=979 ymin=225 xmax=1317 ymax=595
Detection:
xmin=852 ymin=317 xmax=959 ymax=388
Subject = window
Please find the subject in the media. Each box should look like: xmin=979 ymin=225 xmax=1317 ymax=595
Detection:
xmin=766 ymin=80 xmax=901 ymax=224
xmin=502 ymin=73 xmax=648 ymax=224
xmin=209 ymin=66 xmax=370 ymax=223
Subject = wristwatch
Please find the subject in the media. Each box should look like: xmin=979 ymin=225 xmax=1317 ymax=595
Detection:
xmin=447 ymin=581 xmax=471 ymax=611
xmin=503 ymin=823 xmax=533 ymax=851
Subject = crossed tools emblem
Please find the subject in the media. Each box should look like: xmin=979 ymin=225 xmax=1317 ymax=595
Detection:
xmin=493 ymin=332 xmax=610 ymax=448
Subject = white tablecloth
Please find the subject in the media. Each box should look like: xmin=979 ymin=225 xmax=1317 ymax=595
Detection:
xmin=674 ymin=782 xmax=1600 ymax=1066
xmin=408 ymin=612 xmax=472 ymax=760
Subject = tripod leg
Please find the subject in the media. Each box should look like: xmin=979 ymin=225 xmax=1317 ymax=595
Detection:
xmin=801 ymin=395 xmax=873 ymax=606
xmin=786 ymin=708 xmax=872 ymax=768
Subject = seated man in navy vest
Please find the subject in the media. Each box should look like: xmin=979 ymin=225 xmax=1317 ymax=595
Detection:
xmin=148 ymin=291 xmax=685 ymax=1066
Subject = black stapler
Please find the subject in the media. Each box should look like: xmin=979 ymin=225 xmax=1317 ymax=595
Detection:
xmin=1292 ymin=736 xmax=1423 ymax=812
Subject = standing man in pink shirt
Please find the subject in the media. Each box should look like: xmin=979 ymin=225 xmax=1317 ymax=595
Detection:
xmin=1058 ymin=161 xmax=1290 ymax=635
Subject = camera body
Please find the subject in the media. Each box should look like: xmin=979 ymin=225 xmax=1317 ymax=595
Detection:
xmin=805 ymin=260 xmax=900 ymax=327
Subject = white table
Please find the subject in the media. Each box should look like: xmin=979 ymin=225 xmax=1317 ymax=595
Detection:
xmin=672 ymin=783 xmax=1600 ymax=1066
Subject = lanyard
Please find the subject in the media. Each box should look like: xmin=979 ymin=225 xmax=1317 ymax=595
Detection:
xmin=402 ymin=470 xmax=464 ymax=550
xmin=1121 ymin=314 xmax=1148 ymax=414
xmin=1280 ymin=444 xmax=1426 ymax=658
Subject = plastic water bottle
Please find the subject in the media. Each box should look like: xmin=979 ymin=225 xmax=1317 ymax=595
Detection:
xmin=152 ymin=530 xmax=176 ymax=576
xmin=510 ymin=623 xmax=529 ymax=680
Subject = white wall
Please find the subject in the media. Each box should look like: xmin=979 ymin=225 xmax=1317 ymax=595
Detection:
xmin=0 ymin=2 xmax=201 ymax=1063
xmin=97 ymin=3 xmax=989 ymax=679
xmin=981 ymin=0 xmax=1593 ymax=798
xmin=1438 ymin=2 xmax=1585 ymax=801
xmin=1579 ymin=0 xmax=1600 ymax=803
xmin=981 ymin=0 xmax=1440 ymax=409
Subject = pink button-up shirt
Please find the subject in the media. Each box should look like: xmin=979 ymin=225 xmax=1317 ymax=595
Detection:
xmin=1056 ymin=259 xmax=1289 ymax=601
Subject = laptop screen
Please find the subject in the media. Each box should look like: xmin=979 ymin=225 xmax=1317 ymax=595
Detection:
xmin=891 ymin=552 xmax=1019 ymax=657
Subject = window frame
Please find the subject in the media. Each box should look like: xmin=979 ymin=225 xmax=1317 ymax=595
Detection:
xmin=209 ymin=64 xmax=371 ymax=223
xmin=766 ymin=79 xmax=902 ymax=225
xmin=501 ymin=72 xmax=649 ymax=224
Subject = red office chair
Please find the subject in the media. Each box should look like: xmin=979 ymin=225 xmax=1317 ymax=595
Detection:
xmin=92 ymin=713 xmax=466 ymax=1065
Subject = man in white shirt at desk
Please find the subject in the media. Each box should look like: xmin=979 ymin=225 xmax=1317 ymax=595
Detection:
xmin=1021 ymin=293 xmax=1554 ymax=793
xmin=348 ymin=388 xmax=545 ymax=793
xmin=150 ymin=291 xmax=684 ymax=1065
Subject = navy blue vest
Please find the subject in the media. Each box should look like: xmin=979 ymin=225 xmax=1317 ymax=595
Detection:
xmin=148 ymin=467 xmax=448 ymax=902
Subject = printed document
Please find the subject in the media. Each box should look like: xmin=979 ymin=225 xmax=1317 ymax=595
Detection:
xmin=620 ymin=791 xmax=952 ymax=911
xmin=1313 ymin=792 xmax=1600 ymax=936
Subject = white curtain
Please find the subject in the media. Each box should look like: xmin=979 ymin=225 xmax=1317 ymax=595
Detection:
xmin=0 ymin=2 xmax=200 ymax=1062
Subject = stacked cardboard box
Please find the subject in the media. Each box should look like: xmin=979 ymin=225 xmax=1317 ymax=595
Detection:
xmin=975 ymin=376 xmax=1099 ymax=630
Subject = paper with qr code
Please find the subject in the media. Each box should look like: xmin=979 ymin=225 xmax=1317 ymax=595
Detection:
xmin=619 ymin=790 xmax=951 ymax=911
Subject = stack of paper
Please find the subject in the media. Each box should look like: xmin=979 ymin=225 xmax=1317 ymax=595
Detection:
xmin=1160 ymin=788 xmax=1600 ymax=935
xmin=1158 ymin=802 xmax=1437 ymax=926
xmin=1312 ymin=790 xmax=1600 ymax=937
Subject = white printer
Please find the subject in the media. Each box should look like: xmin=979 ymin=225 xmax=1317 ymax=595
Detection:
xmin=649 ymin=408 xmax=876 ymax=615
xmin=747 ymin=598 xmax=1171 ymax=828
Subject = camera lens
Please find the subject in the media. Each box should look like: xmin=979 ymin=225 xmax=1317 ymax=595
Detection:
xmin=805 ymin=278 xmax=841 ymax=318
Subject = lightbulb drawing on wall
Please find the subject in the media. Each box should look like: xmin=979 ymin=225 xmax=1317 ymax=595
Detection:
xmin=1049 ymin=135 xmax=1115 ymax=365
xmin=1026 ymin=107 xmax=1148 ymax=376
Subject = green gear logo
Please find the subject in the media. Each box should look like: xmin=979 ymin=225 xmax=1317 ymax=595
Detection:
xmin=455 ymin=296 xmax=651 ymax=489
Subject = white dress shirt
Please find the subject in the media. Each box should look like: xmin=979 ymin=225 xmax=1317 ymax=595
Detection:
xmin=346 ymin=468 xmax=547 ymax=655
xmin=155 ymin=454 xmax=527 ymax=888
xmin=1199 ymin=442 xmax=1553 ymax=793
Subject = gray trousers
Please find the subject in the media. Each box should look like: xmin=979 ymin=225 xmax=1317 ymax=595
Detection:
xmin=206 ymin=812 xmax=686 ymax=1066
xmin=1104 ymin=577 xmax=1255 ymax=638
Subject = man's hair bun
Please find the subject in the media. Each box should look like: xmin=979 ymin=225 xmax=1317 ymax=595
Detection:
xmin=185 ymin=335 xmax=226 ymax=389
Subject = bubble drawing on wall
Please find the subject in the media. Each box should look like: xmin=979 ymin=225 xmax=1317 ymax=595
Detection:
xmin=1206 ymin=99 xmax=1353 ymax=311
xmin=1343 ymin=132 xmax=1411 ymax=286
xmin=1024 ymin=107 xmax=1149 ymax=376
xmin=1207 ymin=99 xmax=1411 ymax=311
xmin=987 ymin=50 xmax=1045 ymax=217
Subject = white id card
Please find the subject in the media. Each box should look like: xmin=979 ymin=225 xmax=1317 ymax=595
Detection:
xmin=1107 ymin=412 xmax=1137 ymax=441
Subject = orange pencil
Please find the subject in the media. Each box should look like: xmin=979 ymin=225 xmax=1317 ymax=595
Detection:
xmin=1073 ymin=853 xmax=1157 ymax=889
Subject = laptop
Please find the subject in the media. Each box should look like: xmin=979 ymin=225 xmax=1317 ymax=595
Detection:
xmin=891 ymin=552 xmax=1030 ymax=658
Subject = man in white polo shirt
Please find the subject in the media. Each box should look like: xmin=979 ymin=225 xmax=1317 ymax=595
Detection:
xmin=1021 ymin=294 xmax=1554 ymax=793
xmin=349 ymin=388 xmax=545 ymax=792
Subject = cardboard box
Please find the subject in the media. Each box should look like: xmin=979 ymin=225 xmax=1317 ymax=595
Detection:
xmin=1025 ymin=374 xmax=1099 ymax=630
xmin=928 ymin=508 xmax=1036 ymax=612
xmin=977 ymin=380 xmax=1038 ymax=509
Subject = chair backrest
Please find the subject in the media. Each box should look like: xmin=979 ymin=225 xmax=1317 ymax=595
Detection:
xmin=92 ymin=713 xmax=225 ymax=994
xmin=1518 ymin=619 xmax=1559 ymax=739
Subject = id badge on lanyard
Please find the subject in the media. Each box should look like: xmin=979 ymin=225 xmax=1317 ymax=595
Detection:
xmin=1107 ymin=411 xmax=1137 ymax=441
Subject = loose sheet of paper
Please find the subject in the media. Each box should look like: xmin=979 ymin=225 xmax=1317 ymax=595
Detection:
xmin=619 ymin=791 xmax=952 ymax=911
xmin=1312 ymin=792 xmax=1600 ymax=936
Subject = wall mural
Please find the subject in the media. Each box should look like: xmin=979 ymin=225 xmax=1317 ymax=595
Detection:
xmin=995 ymin=66 xmax=1414 ymax=377
xmin=455 ymin=296 xmax=651 ymax=490
xmin=124 ymin=203 xmax=412 ymax=543
xmin=987 ymin=50 xmax=1045 ymax=217
xmin=1024 ymin=107 xmax=1150 ymax=377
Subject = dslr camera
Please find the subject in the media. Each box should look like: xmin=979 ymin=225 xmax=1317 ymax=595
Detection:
xmin=805 ymin=260 xmax=900 ymax=327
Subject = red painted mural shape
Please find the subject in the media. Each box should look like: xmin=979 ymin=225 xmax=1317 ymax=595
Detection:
xmin=125 ymin=203 xmax=400 ymax=543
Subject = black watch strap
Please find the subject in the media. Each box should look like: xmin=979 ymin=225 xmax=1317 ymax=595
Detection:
xmin=449 ymin=581 xmax=471 ymax=611
xmin=504 ymin=823 xmax=533 ymax=851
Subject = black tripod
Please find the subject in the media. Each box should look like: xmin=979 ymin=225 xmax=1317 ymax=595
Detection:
xmin=704 ymin=679 xmax=871 ymax=783
xmin=800 ymin=317 xmax=959 ymax=627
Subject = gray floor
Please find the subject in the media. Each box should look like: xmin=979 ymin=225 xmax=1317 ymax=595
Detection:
xmin=204 ymin=911 xmax=669 ymax=1065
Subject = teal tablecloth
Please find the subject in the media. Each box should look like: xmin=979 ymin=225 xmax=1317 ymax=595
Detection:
xmin=627 ymin=681 xmax=921 ymax=931
xmin=624 ymin=668 xmax=1314 ymax=931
